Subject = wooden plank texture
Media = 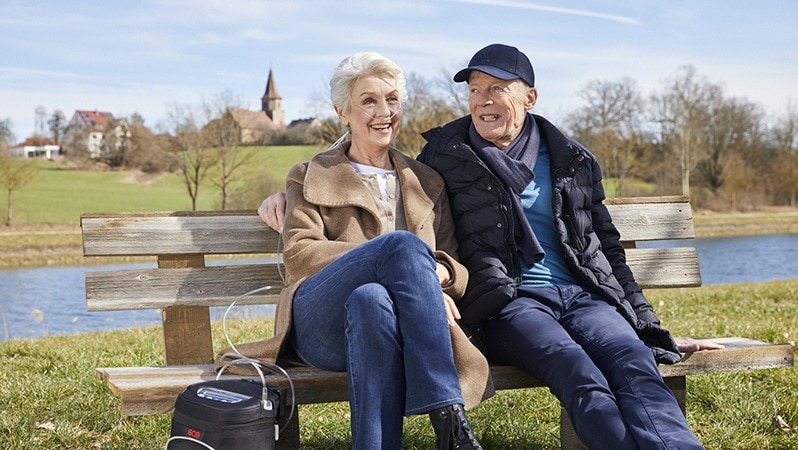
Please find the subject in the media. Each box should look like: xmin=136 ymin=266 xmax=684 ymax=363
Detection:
xmin=82 ymin=211 xmax=281 ymax=256
xmin=157 ymin=254 xmax=213 ymax=366
xmin=624 ymin=247 xmax=701 ymax=288
xmin=96 ymin=339 xmax=794 ymax=416
xmin=604 ymin=196 xmax=695 ymax=242
xmin=85 ymin=264 xmax=283 ymax=311
xmin=81 ymin=199 xmax=692 ymax=258
xmin=84 ymin=248 xmax=698 ymax=312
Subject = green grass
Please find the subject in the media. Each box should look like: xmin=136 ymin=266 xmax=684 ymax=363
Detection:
xmin=1 ymin=279 xmax=796 ymax=449
xmin=1 ymin=145 xmax=321 ymax=225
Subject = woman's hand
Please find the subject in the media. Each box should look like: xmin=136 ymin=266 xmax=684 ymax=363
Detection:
xmin=442 ymin=293 xmax=461 ymax=327
xmin=674 ymin=336 xmax=725 ymax=352
xmin=257 ymin=192 xmax=287 ymax=232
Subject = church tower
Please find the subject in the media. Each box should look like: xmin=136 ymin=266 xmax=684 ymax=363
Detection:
xmin=261 ymin=68 xmax=285 ymax=128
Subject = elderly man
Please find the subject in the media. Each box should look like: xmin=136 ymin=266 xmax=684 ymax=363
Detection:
xmin=417 ymin=43 xmax=718 ymax=450
xmin=259 ymin=44 xmax=719 ymax=449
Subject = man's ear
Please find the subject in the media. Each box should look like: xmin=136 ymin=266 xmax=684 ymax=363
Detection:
xmin=526 ymin=87 xmax=539 ymax=110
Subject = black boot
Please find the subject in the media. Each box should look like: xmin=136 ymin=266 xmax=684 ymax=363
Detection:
xmin=428 ymin=404 xmax=482 ymax=450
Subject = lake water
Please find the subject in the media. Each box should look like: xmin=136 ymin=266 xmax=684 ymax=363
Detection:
xmin=1 ymin=234 xmax=796 ymax=341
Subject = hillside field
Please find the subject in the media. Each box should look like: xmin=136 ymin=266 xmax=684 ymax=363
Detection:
xmin=1 ymin=145 xmax=320 ymax=226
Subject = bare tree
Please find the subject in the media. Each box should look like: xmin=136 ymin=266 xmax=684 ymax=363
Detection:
xmin=395 ymin=73 xmax=463 ymax=157
xmin=651 ymin=66 xmax=722 ymax=197
xmin=101 ymin=120 xmax=133 ymax=167
xmin=771 ymin=104 xmax=798 ymax=206
xmin=0 ymin=119 xmax=13 ymax=147
xmin=48 ymin=110 xmax=66 ymax=145
xmin=165 ymin=101 xmax=218 ymax=210
xmin=565 ymin=77 xmax=646 ymax=196
xmin=202 ymin=91 xmax=252 ymax=210
xmin=0 ymin=148 xmax=38 ymax=226
xmin=126 ymin=113 xmax=178 ymax=173
xmin=696 ymin=97 xmax=764 ymax=195
xmin=434 ymin=65 xmax=470 ymax=117
xmin=722 ymin=153 xmax=761 ymax=211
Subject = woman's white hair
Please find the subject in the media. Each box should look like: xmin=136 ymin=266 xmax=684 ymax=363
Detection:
xmin=329 ymin=51 xmax=407 ymax=114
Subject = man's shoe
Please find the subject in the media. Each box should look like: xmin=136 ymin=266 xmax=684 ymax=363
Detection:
xmin=428 ymin=404 xmax=482 ymax=450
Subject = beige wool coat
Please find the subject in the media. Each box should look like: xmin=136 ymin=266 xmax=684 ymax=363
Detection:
xmin=216 ymin=143 xmax=494 ymax=409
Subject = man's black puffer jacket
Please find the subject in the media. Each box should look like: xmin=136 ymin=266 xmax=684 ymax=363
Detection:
xmin=419 ymin=114 xmax=681 ymax=364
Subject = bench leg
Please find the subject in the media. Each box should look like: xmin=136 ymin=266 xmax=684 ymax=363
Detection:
xmin=664 ymin=376 xmax=687 ymax=415
xmin=276 ymin=391 xmax=300 ymax=450
xmin=559 ymin=407 xmax=586 ymax=450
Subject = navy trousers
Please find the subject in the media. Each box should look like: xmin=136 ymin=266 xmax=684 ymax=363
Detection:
xmin=483 ymin=284 xmax=703 ymax=450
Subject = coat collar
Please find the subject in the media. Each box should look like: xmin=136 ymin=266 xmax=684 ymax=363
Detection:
xmin=303 ymin=142 xmax=440 ymax=233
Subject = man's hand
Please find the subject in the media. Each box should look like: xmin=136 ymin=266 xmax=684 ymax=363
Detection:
xmin=674 ymin=336 xmax=724 ymax=353
xmin=257 ymin=192 xmax=287 ymax=232
xmin=442 ymin=293 xmax=461 ymax=327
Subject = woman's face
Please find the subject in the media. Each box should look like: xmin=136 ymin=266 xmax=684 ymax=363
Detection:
xmin=336 ymin=74 xmax=402 ymax=154
xmin=467 ymin=71 xmax=537 ymax=149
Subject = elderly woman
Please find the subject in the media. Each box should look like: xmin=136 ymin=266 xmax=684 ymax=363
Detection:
xmin=218 ymin=52 xmax=489 ymax=450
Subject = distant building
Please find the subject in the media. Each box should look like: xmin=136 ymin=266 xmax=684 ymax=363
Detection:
xmin=287 ymin=117 xmax=321 ymax=133
xmin=261 ymin=68 xmax=285 ymax=128
xmin=224 ymin=68 xmax=293 ymax=145
xmin=63 ymin=110 xmax=130 ymax=158
xmin=224 ymin=108 xmax=276 ymax=145
xmin=11 ymin=137 xmax=62 ymax=159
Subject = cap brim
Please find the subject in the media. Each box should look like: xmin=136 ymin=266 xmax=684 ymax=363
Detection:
xmin=453 ymin=65 xmax=519 ymax=83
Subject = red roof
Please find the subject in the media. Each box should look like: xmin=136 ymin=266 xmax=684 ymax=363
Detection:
xmin=24 ymin=137 xmax=56 ymax=146
xmin=73 ymin=110 xmax=115 ymax=130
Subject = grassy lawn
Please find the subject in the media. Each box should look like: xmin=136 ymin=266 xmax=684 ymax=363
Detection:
xmin=1 ymin=145 xmax=321 ymax=225
xmin=1 ymin=279 xmax=796 ymax=449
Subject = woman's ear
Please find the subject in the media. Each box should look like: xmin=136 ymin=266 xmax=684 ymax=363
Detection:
xmin=334 ymin=105 xmax=349 ymax=127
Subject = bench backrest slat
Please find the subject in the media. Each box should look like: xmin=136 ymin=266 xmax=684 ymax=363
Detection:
xmin=85 ymin=265 xmax=283 ymax=311
xmin=604 ymin=196 xmax=695 ymax=242
xmin=83 ymin=247 xmax=700 ymax=312
xmin=80 ymin=197 xmax=695 ymax=257
xmin=82 ymin=211 xmax=279 ymax=256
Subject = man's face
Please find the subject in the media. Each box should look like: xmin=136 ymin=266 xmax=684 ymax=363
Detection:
xmin=467 ymin=71 xmax=537 ymax=149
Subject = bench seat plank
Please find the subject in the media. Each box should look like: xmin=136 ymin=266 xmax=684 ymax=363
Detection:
xmin=96 ymin=339 xmax=794 ymax=417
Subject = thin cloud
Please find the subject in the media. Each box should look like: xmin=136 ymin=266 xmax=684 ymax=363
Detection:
xmin=0 ymin=67 xmax=90 ymax=82
xmin=444 ymin=0 xmax=641 ymax=25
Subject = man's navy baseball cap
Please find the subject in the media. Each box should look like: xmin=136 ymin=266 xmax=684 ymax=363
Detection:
xmin=453 ymin=43 xmax=535 ymax=87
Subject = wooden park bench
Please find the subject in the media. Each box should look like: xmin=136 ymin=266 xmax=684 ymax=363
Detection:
xmin=81 ymin=195 xmax=794 ymax=449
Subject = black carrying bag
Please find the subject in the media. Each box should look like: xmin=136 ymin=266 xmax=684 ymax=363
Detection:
xmin=166 ymin=352 xmax=295 ymax=450
xmin=167 ymin=378 xmax=280 ymax=450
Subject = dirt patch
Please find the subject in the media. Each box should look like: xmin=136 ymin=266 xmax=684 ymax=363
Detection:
xmin=121 ymin=170 xmax=167 ymax=184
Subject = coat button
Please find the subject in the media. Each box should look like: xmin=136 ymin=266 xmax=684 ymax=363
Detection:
xmin=497 ymin=223 xmax=502 ymax=228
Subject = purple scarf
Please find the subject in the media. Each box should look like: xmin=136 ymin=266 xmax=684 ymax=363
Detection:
xmin=469 ymin=113 xmax=544 ymax=265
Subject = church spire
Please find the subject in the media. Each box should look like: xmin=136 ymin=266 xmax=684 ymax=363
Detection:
xmin=261 ymin=68 xmax=284 ymax=127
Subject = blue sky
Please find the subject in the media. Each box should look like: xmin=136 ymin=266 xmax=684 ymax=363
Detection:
xmin=2 ymin=0 xmax=796 ymax=141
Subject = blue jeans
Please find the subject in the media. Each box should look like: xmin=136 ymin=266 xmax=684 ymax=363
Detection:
xmin=290 ymin=231 xmax=464 ymax=450
xmin=484 ymin=284 xmax=703 ymax=450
